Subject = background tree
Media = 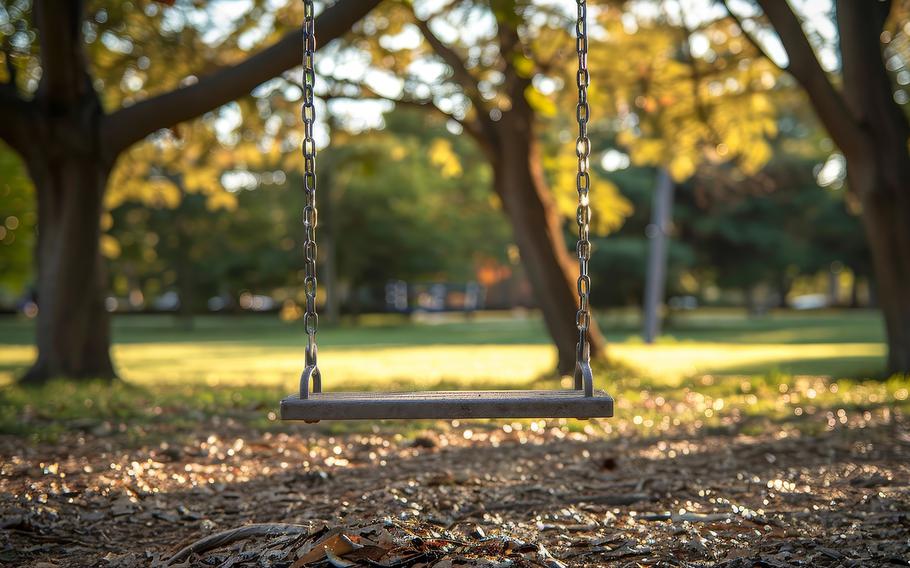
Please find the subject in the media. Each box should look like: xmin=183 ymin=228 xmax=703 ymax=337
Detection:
xmin=326 ymin=109 xmax=512 ymax=314
xmin=589 ymin=0 xmax=871 ymax=317
xmin=594 ymin=2 xmax=781 ymax=182
xmin=608 ymin=0 xmax=909 ymax=372
xmin=0 ymin=0 xmax=381 ymax=382
xmin=330 ymin=0 xmax=634 ymax=372
xmin=99 ymin=105 xmax=512 ymax=323
xmin=589 ymin=1 xmax=783 ymax=337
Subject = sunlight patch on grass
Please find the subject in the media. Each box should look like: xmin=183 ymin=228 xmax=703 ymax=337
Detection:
xmin=3 ymin=340 xmax=883 ymax=393
xmin=610 ymin=342 xmax=886 ymax=385
xmin=113 ymin=343 xmax=557 ymax=391
xmin=0 ymin=345 xmax=31 ymax=385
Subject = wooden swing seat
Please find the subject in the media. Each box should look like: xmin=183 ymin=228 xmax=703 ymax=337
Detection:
xmin=280 ymin=389 xmax=614 ymax=421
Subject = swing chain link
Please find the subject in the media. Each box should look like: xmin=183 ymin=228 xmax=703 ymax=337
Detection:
xmin=574 ymin=0 xmax=594 ymax=389
xmin=301 ymin=0 xmax=320 ymax=388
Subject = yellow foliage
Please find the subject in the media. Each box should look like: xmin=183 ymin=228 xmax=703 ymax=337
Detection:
xmin=183 ymin=167 xmax=221 ymax=195
xmin=206 ymin=191 xmax=238 ymax=212
xmin=146 ymin=177 xmax=182 ymax=208
xmin=544 ymin=145 xmax=633 ymax=236
xmin=233 ymin=144 xmax=267 ymax=169
xmin=428 ymin=139 xmax=462 ymax=178
xmin=390 ymin=143 xmax=408 ymax=161
xmin=595 ymin=10 xmax=783 ymax=182
xmin=106 ymin=153 xmax=182 ymax=209
xmin=524 ymin=85 xmax=557 ymax=118
xmin=669 ymin=155 xmax=697 ymax=181
xmin=512 ymin=54 xmax=536 ymax=78
xmin=106 ymin=111 xmax=284 ymax=213
xmin=100 ymin=234 xmax=121 ymax=259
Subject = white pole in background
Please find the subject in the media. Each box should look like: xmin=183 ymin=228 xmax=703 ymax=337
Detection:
xmin=643 ymin=168 xmax=674 ymax=344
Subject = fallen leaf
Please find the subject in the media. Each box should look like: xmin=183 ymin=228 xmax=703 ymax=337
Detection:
xmin=325 ymin=549 xmax=356 ymax=567
xmin=293 ymin=533 xmax=359 ymax=567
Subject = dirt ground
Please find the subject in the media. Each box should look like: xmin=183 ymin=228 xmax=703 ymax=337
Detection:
xmin=2 ymin=410 xmax=909 ymax=567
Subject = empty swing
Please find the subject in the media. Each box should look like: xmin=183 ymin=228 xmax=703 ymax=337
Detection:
xmin=280 ymin=0 xmax=613 ymax=422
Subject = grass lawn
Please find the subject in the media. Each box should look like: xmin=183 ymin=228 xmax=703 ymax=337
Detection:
xmin=0 ymin=308 xmax=904 ymax=439
xmin=0 ymin=308 xmax=889 ymax=387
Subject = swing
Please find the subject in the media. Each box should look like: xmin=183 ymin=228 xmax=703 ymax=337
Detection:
xmin=280 ymin=0 xmax=613 ymax=421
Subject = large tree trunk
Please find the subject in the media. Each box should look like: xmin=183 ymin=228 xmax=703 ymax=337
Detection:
xmin=836 ymin=1 xmax=910 ymax=375
xmin=492 ymin=114 xmax=606 ymax=375
xmin=852 ymin=157 xmax=910 ymax=375
xmin=17 ymin=0 xmax=116 ymax=383
xmin=22 ymin=157 xmax=117 ymax=383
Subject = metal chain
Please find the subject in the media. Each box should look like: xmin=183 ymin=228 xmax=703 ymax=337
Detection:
xmin=301 ymin=0 xmax=320 ymax=387
xmin=574 ymin=0 xmax=593 ymax=378
xmin=294 ymin=0 xmax=589 ymax=396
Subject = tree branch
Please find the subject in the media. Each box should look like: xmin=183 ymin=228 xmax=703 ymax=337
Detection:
xmin=405 ymin=7 xmax=501 ymax=154
xmin=410 ymin=13 xmax=487 ymax=114
xmin=166 ymin=524 xmax=309 ymax=565
xmin=719 ymin=0 xmax=783 ymax=72
xmin=324 ymin=77 xmax=489 ymax=151
xmin=753 ymin=0 xmax=864 ymax=156
xmin=101 ymin=0 xmax=382 ymax=160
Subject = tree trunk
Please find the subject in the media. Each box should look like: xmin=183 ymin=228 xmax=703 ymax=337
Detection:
xmin=853 ymin=165 xmax=910 ymax=375
xmin=827 ymin=264 xmax=841 ymax=307
xmin=21 ymin=158 xmax=117 ymax=383
xmin=491 ymin=115 xmax=605 ymax=375
xmin=744 ymin=286 xmax=758 ymax=317
xmin=831 ymin=1 xmax=910 ymax=374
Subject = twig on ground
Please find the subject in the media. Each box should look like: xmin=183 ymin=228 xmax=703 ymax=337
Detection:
xmin=165 ymin=523 xmax=310 ymax=565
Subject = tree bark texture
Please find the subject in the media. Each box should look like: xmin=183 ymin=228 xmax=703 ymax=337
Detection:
xmin=23 ymin=158 xmax=116 ymax=382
